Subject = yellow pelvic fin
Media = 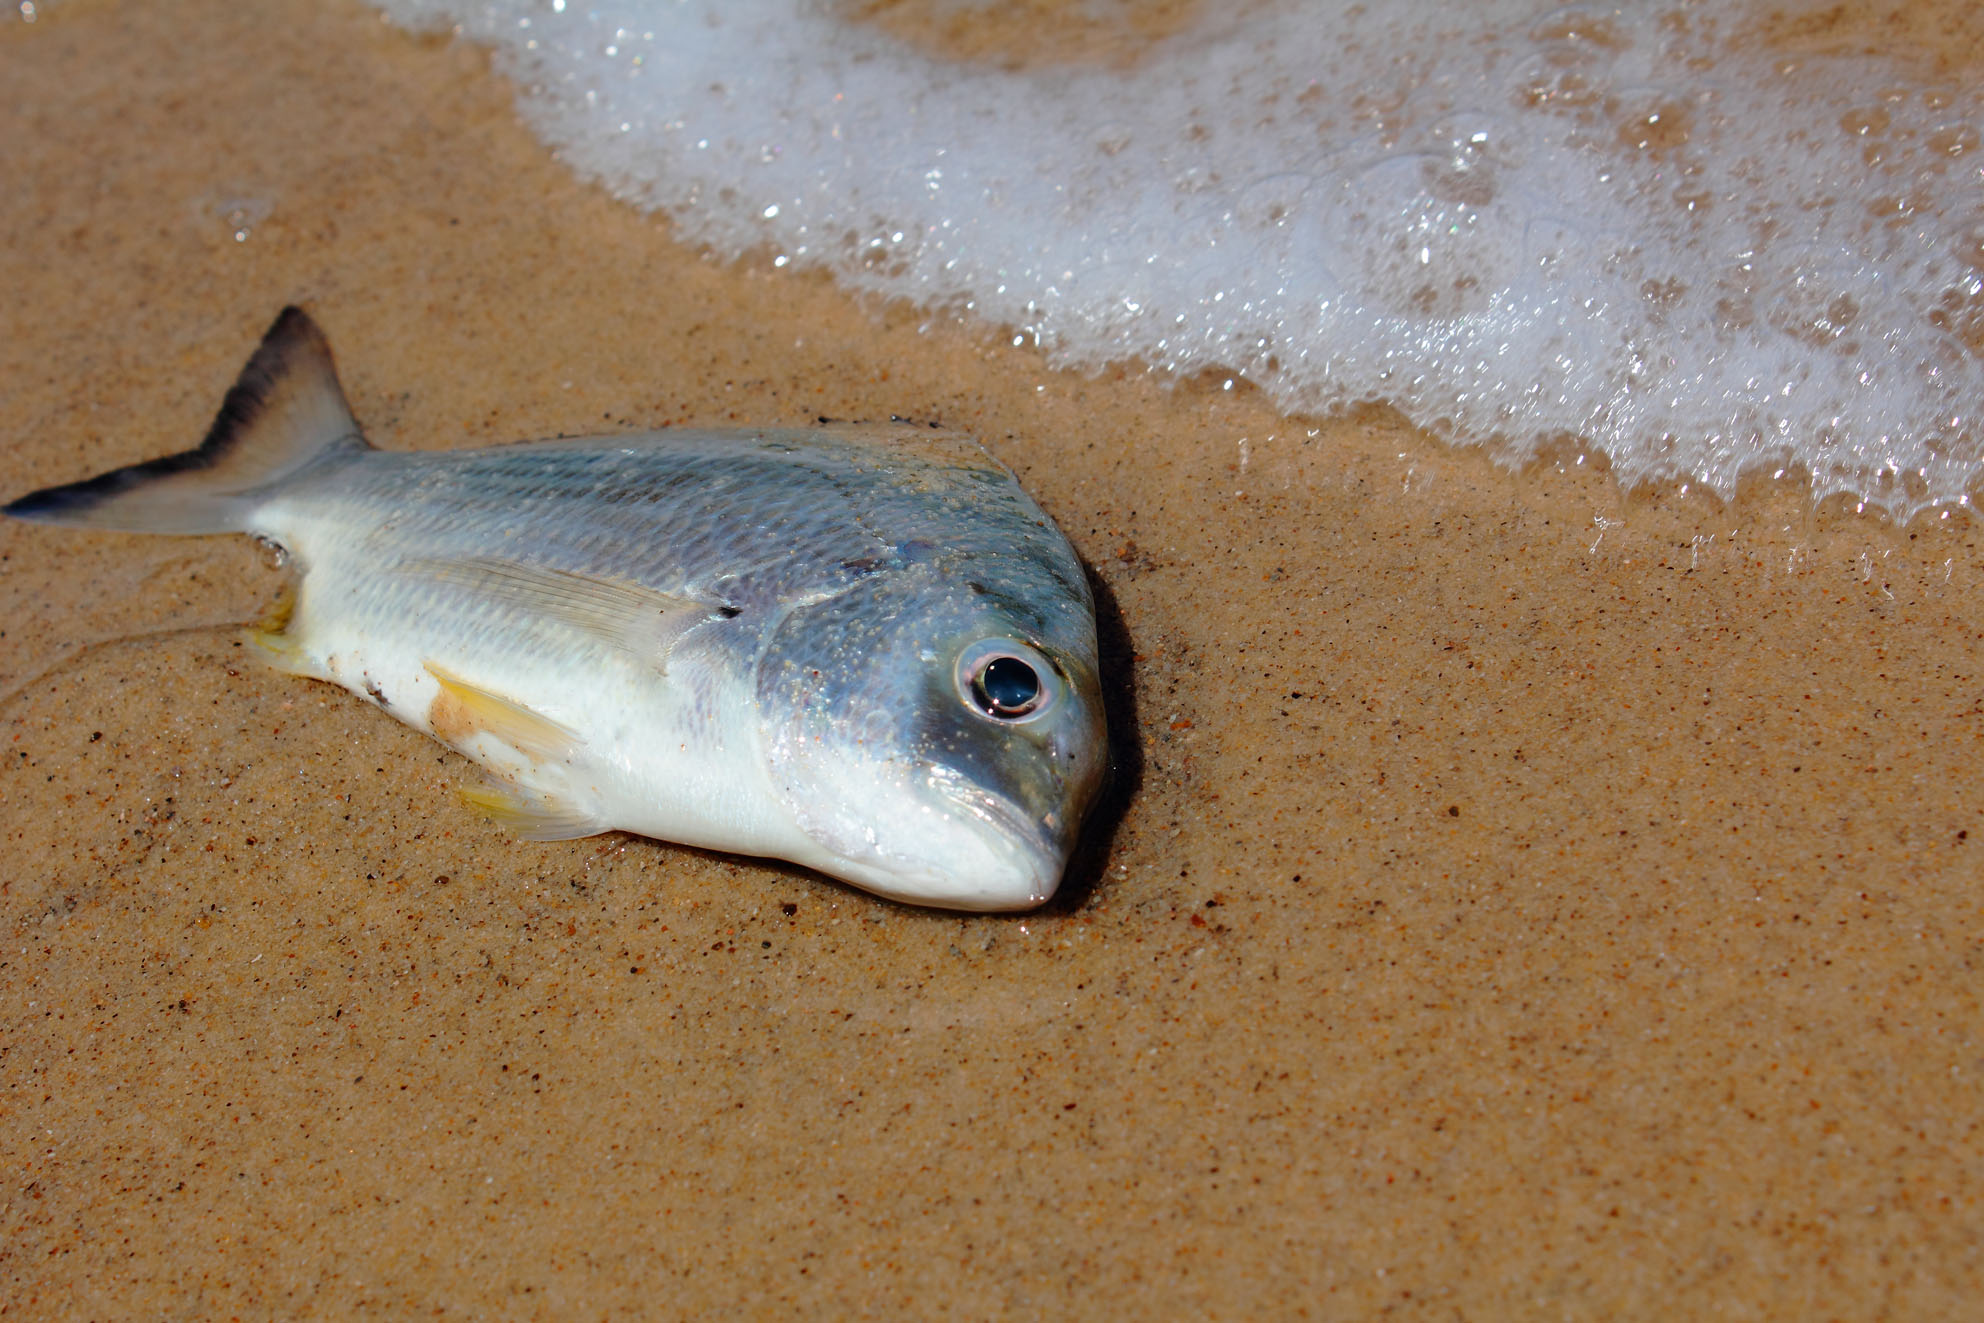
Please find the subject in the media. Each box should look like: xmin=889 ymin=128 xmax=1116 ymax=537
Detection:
xmin=456 ymin=780 xmax=608 ymax=842
xmin=423 ymin=661 xmax=582 ymax=765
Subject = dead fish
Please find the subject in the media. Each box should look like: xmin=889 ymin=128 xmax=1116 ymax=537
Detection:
xmin=5 ymin=308 xmax=1108 ymax=911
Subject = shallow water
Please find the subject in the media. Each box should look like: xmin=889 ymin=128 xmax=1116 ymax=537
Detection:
xmin=378 ymin=0 xmax=1984 ymax=519
xmin=2 ymin=0 xmax=1982 ymax=1316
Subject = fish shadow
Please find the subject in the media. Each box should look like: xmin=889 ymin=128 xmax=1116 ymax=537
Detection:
xmin=1044 ymin=563 xmax=1142 ymax=914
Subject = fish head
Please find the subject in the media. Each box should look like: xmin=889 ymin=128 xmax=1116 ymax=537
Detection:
xmin=757 ymin=561 xmax=1107 ymax=911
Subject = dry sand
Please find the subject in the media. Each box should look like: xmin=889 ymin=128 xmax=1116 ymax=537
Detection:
xmin=3 ymin=0 xmax=1981 ymax=1316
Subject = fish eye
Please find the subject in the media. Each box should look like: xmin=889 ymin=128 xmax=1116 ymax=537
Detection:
xmin=955 ymin=639 xmax=1057 ymax=723
xmin=975 ymin=655 xmax=1041 ymax=716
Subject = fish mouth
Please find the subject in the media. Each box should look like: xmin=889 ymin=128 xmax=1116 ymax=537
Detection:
xmin=923 ymin=766 xmax=1065 ymax=910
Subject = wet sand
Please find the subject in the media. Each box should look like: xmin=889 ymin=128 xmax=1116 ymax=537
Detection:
xmin=3 ymin=1 xmax=1981 ymax=1316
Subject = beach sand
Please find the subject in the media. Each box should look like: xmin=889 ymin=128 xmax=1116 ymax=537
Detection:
xmin=3 ymin=0 xmax=1981 ymax=1316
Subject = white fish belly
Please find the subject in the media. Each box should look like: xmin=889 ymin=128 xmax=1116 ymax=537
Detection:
xmin=256 ymin=510 xmax=815 ymax=862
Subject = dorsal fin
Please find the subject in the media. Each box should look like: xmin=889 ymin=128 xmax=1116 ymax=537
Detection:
xmin=3 ymin=306 xmax=370 ymax=534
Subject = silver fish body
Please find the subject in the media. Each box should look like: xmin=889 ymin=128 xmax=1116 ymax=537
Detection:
xmin=5 ymin=309 xmax=1108 ymax=911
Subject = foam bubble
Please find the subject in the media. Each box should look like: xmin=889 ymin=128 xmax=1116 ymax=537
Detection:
xmin=373 ymin=0 xmax=1984 ymax=519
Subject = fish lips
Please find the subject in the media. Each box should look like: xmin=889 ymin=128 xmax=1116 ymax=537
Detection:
xmin=915 ymin=765 xmax=1072 ymax=912
xmin=777 ymin=759 xmax=1067 ymax=912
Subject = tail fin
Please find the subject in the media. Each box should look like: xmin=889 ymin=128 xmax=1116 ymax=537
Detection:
xmin=4 ymin=307 xmax=370 ymax=534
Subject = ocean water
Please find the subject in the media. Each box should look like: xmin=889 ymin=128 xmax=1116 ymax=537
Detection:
xmin=372 ymin=0 xmax=1984 ymax=520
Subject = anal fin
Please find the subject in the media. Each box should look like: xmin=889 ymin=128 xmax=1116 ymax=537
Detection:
xmin=457 ymin=780 xmax=607 ymax=841
xmin=242 ymin=583 xmax=330 ymax=679
xmin=243 ymin=625 xmax=327 ymax=679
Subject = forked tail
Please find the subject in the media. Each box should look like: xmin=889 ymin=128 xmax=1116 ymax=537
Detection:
xmin=4 ymin=307 xmax=371 ymax=534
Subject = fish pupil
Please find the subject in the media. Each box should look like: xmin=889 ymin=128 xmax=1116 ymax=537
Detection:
xmin=975 ymin=655 xmax=1041 ymax=717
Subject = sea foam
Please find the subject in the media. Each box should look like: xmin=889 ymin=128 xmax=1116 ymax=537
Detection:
xmin=372 ymin=0 xmax=1984 ymax=519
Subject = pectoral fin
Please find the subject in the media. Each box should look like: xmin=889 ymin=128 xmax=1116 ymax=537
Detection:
xmin=456 ymin=780 xmax=607 ymax=841
xmin=424 ymin=661 xmax=581 ymax=765
xmin=401 ymin=556 xmax=726 ymax=669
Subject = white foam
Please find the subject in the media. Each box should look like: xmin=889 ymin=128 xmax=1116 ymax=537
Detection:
xmin=372 ymin=0 xmax=1984 ymax=519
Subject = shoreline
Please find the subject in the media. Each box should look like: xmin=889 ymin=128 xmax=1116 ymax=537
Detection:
xmin=4 ymin=2 xmax=1982 ymax=1317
